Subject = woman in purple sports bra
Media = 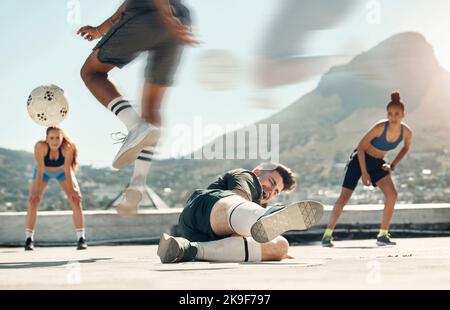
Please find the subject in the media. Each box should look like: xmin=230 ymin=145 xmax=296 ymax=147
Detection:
xmin=25 ymin=127 xmax=87 ymax=251
xmin=322 ymin=91 xmax=413 ymax=247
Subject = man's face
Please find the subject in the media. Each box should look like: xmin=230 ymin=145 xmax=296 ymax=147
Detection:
xmin=254 ymin=169 xmax=284 ymax=204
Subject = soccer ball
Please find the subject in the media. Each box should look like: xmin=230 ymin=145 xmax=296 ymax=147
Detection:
xmin=27 ymin=85 xmax=69 ymax=127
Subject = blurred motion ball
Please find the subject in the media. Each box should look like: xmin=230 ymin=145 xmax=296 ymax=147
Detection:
xmin=194 ymin=49 xmax=241 ymax=91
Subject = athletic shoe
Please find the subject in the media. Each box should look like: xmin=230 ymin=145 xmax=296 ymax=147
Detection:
xmin=112 ymin=122 xmax=160 ymax=169
xmin=251 ymin=200 xmax=324 ymax=243
xmin=24 ymin=237 xmax=34 ymax=251
xmin=376 ymin=234 xmax=396 ymax=246
xmin=321 ymin=235 xmax=334 ymax=247
xmin=77 ymin=238 xmax=88 ymax=250
xmin=116 ymin=183 xmax=144 ymax=218
xmin=157 ymin=233 xmax=197 ymax=264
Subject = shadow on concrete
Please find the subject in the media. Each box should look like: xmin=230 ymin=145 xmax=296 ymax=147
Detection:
xmin=156 ymin=267 xmax=235 ymax=272
xmin=0 ymin=258 xmax=112 ymax=269
xmin=334 ymin=246 xmax=378 ymax=249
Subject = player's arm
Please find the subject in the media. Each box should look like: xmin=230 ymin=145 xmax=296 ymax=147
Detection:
xmin=390 ymin=126 xmax=412 ymax=171
xmin=77 ymin=1 xmax=128 ymax=41
xmin=63 ymin=146 xmax=82 ymax=203
xmin=154 ymin=0 xmax=198 ymax=45
xmin=357 ymin=122 xmax=384 ymax=185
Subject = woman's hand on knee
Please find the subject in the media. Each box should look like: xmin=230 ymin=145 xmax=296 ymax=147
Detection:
xmin=69 ymin=190 xmax=83 ymax=204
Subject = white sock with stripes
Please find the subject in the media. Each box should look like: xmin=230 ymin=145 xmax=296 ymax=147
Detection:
xmin=226 ymin=201 xmax=266 ymax=236
xmin=193 ymin=237 xmax=262 ymax=262
xmin=76 ymin=228 xmax=85 ymax=240
xmin=130 ymin=146 xmax=154 ymax=186
xmin=25 ymin=229 xmax=35 ymax=241
xmin=107 ymin=97 xmax=142 ymax=130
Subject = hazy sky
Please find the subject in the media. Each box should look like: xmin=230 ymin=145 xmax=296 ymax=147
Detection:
xmin=1 ymin=0 xmax=450 ymax=167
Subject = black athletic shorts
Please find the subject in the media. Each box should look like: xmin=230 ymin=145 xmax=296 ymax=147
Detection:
xmin=178 ymin=189 xmax=236 ymax=242
xmin=342 ymin=150 xmax=389 ymax=190
xmin=94 ymin=9 xmax=190 ymax=85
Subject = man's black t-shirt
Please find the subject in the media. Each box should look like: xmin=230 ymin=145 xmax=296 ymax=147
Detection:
xmin=207 ymin=169 xmax=263 ymax=204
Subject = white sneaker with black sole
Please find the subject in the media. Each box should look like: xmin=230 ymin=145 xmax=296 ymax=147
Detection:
xmin=251 ymin=200 xmax=324 ymax=243
xmin=112 ymin=122 xmax=160 ymax=169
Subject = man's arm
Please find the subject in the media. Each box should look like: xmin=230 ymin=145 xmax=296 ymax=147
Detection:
xmin=77 ymin=1 xmax=128 ymax=41
xmin=154 ymin=0 xmax=198 ymax=45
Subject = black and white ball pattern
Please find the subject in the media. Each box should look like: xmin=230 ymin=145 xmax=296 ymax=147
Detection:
xmin=27 ymin=85 xmax=69 ymax=127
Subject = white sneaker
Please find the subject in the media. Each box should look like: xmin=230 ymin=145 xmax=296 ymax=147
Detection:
xmin=116 ymin=185 xmax=144 ymax=218
xmin=112 ymin=122 xmax=160 ymax=169
xmin=250 ymin=200 xmax=324 ymax=243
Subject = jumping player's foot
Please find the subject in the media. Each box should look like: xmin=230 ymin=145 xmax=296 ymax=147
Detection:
xmin=321 ymin=235 xmax=334 ymax=247
xmin=376 ymin=234 xmax=396 ymax=246
xmin=157 ymin=233 xmax=197 ymax=264
xmin=112 ymin=122 xmax=160 ymax=169
xmin=24 ymin=237 xmax=34 ymax=251
xmin=251 ymin=200 xmax=324 ymax=243
xmin=116 ymin=183 xmax=144 ymax=218
xmin=77 ymin=238 xmax=88 ymax=250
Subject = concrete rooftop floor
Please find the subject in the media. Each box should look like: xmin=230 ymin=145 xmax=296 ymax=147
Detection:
xmin=0 ymin=237 xmax=449 ymax=290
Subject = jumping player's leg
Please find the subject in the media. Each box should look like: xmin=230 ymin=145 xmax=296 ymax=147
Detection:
xmin=118 ymin=42 xmax=184 ymax=210
xmin=81 ymin=16 xmax=162 ymax=168
xmin=80 ymin=49 xmax=119 ymax=107
xmin=117 ymin=84 xmax=167 ymax=212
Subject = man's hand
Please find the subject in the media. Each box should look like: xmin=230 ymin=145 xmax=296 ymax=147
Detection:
xmin=77 ymin=25 xmax=104 ymax=41
xmin=164 ymin=18 xmax=199 ymax=46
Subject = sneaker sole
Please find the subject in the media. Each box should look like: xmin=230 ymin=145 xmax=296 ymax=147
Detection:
xmin=251 ymin=200 xmax=324 ymax=243
xmin=157 ymin=233 xmax=181 ymax=264
xmin=322 ymin=242 xmax=334 ymax=248
xmin=112 ymin=129 xmax=160 ymax=169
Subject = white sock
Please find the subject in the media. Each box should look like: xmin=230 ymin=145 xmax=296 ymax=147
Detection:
xmin=26 ymin=229 xmax=35 ymax=241
xmin=226 ymin=201 xmax=266 ymax=236
xmin=130 ymin=147 xmax=154 ymax=185
xmin=193 ymin=237 xmax=262 ymax=262
xmin=76 ymin=229 xmax=85 ymax=240
xmin=107 ymin=97 xmax=142 ymax=130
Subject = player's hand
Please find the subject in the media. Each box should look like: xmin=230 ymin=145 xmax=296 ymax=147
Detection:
xmin=164 ymin=18 xmax=199 ymax=46
xmin=361 ymin=172 xmax=371 ymax=186
xmin=70 ymin=190 xmax=83 ymax=204
xmin=29 ymin=190 xmax=42 ymax=205
xmin=77 ymin=25 xmax=103 ymax=41
xmin=382 ymin=163 xmax=393 ymax=173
